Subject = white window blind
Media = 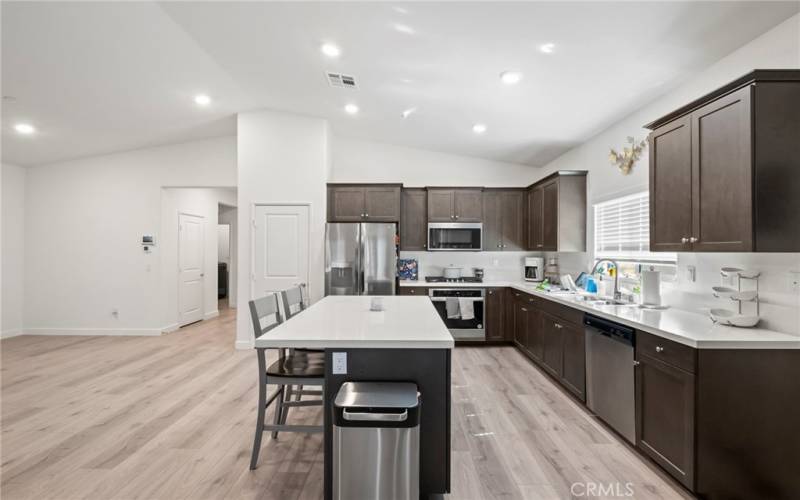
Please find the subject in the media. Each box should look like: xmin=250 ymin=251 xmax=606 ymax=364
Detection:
xmin=594 ymin=191 xmax=676 ymax=263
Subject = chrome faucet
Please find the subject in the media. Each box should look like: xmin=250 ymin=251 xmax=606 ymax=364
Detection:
xmin=590 ymin=259 xmax=620 ymax=300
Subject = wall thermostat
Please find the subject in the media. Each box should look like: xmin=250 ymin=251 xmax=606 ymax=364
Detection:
xmin=142 ymin=234 xmax=156 ymax=252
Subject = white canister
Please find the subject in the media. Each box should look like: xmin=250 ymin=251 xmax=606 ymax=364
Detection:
xmin=641 ymin=270 xmax=662 ymax=306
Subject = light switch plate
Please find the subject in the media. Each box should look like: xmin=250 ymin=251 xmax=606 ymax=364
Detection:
xmin=332 ymin=352 xmax=347 ymax=374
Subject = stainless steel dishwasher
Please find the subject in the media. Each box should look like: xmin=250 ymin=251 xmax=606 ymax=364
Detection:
xmin=584 ymin=314 xmax=636 ymax=443
xmin=333 ymin=382 xmax=420 ymax=500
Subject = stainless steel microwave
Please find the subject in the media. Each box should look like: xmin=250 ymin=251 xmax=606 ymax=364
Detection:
xmin=427 ymin=223 xmax=482 ymax=251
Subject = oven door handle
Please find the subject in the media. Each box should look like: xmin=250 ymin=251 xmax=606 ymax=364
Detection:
xmin=429 ymin=297 xmax=484 ymax=302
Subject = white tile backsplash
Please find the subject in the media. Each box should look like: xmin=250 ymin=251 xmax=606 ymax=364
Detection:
xmin=399 ymin=251 xmax=539 ymax=282
xmin=404 ymin=250 xmax=800 ymax=335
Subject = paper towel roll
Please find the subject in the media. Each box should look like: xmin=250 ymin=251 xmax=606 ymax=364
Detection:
xmin=641 ymin=270 xmax=662 ymax=306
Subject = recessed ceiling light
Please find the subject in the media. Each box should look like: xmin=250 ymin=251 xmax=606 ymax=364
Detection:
xmin=194 ymin=94 xmax=211 ymax=106
xmin=344 ymin=103 xmax=359 ymax=115
xmin=472 ymin=123 xmax=487 ymax=134
xmin=14 ymin=123 xmax=35 ymax=134
xmin=500 ymin=71 xmax=523 ymax=85
xmin=539 ymin=43 xmax=555 ymax=54
xmin=321 ymin=43 xmax=341 ymax=58
xmin=393 ymin=23 xmax=415 ymax=34
xmin=401 ymin=107 xmax=417 ymax=118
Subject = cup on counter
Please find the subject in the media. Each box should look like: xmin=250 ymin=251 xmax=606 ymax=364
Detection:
xmin=370 ymin=297 xmax=385 ymax=311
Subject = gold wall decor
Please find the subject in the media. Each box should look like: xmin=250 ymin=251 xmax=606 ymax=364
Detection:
xmin=609 ymin=136 xmax=647 ymax=175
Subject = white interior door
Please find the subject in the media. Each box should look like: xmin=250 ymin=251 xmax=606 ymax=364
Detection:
xmin=253 ymin=205 xmax=309 ymax=301
xmin=179 ymin=213 xmax=205 ymax=326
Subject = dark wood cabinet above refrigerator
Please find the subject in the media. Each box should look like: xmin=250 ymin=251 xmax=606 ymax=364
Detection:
xmin=645 ymin=69 xmax=800 ymax=252
xmin=327 ymin=184 xmax=402 ymax=222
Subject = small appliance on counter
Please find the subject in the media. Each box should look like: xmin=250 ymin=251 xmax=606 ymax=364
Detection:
xmin=524 ymin=257 xmax=544 ymax=282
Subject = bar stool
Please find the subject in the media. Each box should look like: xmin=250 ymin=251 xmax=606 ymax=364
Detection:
xmin=248 ymin=293 xmax=324 ymax=470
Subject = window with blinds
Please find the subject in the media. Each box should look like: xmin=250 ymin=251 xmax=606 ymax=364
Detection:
xmin=594 ymin=191 xmax=676 ymax=263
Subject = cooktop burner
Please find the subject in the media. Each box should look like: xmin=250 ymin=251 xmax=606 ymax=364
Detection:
xmin=424 ymin=276 xmax=483 ymax=283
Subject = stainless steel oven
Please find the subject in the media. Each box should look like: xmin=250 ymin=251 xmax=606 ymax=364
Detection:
xmin=427 ymin=223 xmax=482 ymax=251
xmin=429 ymin=288 xmax=485 ymax=340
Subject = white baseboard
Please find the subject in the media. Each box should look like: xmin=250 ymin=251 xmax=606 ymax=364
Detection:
xmin=204 ymin=310 xmax=219 ymax=320
xmin=22 ymin=327 xmax=163 ymax=337
xmin=161 ymin=323 xmax=180 ymax=333
xmin=1 ymin=329 xmax=24 ymax=339
xmin=235 ymin=339 xmax=253 ymax=350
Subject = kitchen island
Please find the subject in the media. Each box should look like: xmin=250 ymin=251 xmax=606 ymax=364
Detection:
xmin=254 ymin=295 xmax=454 ymax=499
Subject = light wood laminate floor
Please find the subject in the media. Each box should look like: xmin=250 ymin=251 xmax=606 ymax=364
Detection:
xmin=1 ymin=308 xmax=691 ymax=499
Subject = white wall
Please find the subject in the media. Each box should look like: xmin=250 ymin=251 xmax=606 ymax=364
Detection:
xmin=2 ymin=163 xmax=26 ymax=338
xmin=219 ymin=204 xmax=237 ymax=308
xmin=236 ymin=109 xmax=329 ymax=348
xmin=23 ymin=136 xmax=236 ymax=335
xmin=331 ymin=136 xmax=541 ymax=187
xmin=538 ymin=14 xmax=800 ymax=334
xmin=159 ymin=187 xmax=236 ymax=330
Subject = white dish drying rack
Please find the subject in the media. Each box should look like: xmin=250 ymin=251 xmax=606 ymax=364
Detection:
xmin=709 ymin=267 xmax=760 ymax=328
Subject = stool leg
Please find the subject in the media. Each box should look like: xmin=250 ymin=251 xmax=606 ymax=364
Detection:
xmin=295 ymin=384 xmax=303 ymax=402
xmin=271 ymin=385 xmax=285 ymax=439
xmin=280 ymin=386 xmax=293 ymax=426
xmin=250 ymin=355 xmax=268 ymax=470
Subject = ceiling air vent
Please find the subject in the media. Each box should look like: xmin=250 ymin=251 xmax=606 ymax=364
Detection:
xmin=327 ymin=72 xmax=358 ymax=89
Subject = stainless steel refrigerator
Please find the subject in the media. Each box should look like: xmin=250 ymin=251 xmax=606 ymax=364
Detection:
xmin=325 ymin=223 xmax=397 ymax=296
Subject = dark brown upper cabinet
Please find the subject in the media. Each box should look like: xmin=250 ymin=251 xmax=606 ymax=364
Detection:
xmin=526 ymin=172 xmax=587 ymax=252
xmin=400 ymin=188 xmax=427 ymax=250
xmin=645 ymin=70 xmax=800 ymax=252
xmin=427 ymin=188 xmax=483 ymax=222
xmin=327 ymin=184 xmax=401 ymax=222
xmin=483 ymin=189 xmax=525 ymax=251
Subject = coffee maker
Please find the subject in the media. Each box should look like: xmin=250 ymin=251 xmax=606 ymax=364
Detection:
xmin=524 ymin=257 xmax=544 ymax=282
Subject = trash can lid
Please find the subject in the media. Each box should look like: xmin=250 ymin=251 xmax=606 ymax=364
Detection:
xmin=334 ymin=382 xmax=419 ymax=409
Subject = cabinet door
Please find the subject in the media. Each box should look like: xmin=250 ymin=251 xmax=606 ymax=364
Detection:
xmin=528 ymin=187 xmax=544 ymax=250
xmin=482 ymin=191 xmax=503 ymax=250
xmin=427 ymin=189 xmax=454 ymax=222
xmin=329 ymin=187 xmax=365 ymax=222
xmin=541 ymin=180 xmax=559 ymax=251
xmin=505 ymin=289 xmax=519 ymax=342
xmin=525 ymin=303 xmax=544 ymax=361
xmin=560 ymin=321 xmax=586 ymax=401
xmin=454 ymin=189 xmax=483 ymax=222
xmin=485 ymin=288 xmax=504 ymax=340
xmin=400 ymin=189 xmax=427 ymax=250
xmin=364 ymin=186 xmax=401 ymax=222
xmin=541 ymin=314 xmax=563 ymax=377
xmin=691 ymin=86 xmax=753 ymax=251
xmin=501 ymin=191 xmax=525 ymax=250
xmin=514 ymin=300 xmax=529 ymax=350
xmin=649 ymin=116 xmax=693 ymax=251
xmin=636 ymin=354 xmax=696 ymax=489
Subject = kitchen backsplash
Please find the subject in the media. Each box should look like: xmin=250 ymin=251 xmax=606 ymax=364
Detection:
xmin=553 ymin=251 xmax=800 ymax=335
xmin=404 ymin=250 xmax=799 ymax=335
xmin=399 ymin=251 xmax=539 ymax=282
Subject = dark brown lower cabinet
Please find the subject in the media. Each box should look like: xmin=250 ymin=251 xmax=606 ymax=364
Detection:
xmin=484 ymin=288 xmax=504 ymax=341
xmin=540 ymin=313 xmax=563 ymax=377
xmin=525 ymin=305 xmax=544 ymax=361
xmin=506 ymin=289 xmax=521 ymax=345
xmin=636 ymin=352 xmax=695 ymax=490
xmin=514 ymin=299 xmax=529 ymax=349
xmin=560 ymin=321 xmax=585 ymax=401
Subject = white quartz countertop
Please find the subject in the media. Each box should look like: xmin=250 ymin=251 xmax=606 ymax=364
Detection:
xmin=399 ymin=279 xmax=800 ymax=349
xmin=254 ymin=295 xmax=454 ymax=349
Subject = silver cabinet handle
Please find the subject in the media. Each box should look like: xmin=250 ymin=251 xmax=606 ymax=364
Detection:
xmin=488 ymin=290 xmax=493 ymax=295
xmin=343 ymin=409 xmax=408 ymax=422
xmin=655 ymin=346 xmax=664 ymax=353
xmin=365 ymin=213 xmax=369 ymax=218
xmin=497 ymin=244 xmax=501 ymax=248
xmin=521 ymin=307 xmax=528 ymax=312
xmin=689 ymin=237 xmax=698 ymax=243
xmin=455 ymin=215 xmax=459 ymax=219
xmin=633 ymin=360 xmax=641 ymax=366
xmin=537 ymin=244 xmax=543 ymax=248
xmin=554 ymin=323 xmax=563 ymax=329
xmin=681 ymin=237 xmax=689 ymax=243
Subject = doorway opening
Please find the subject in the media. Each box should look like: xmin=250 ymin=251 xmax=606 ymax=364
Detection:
xmin=218 ymin=203 xmax=237 ymax=311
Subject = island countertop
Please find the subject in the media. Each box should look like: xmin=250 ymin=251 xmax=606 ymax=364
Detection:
xmin=254 ymin=295 xmax=454 ymax=349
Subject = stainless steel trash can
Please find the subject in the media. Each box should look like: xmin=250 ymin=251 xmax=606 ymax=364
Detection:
xmin=333 ymin=382 xmax=420 ymax=500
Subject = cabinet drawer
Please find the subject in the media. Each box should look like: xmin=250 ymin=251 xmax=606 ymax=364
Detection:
xmin=637 ymin=332 xmax=696 ymax=373
xmin=537 ymin=298 xmax=583 ymax=326
xmin=399 ymin=286 xmax=428 ymax=296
